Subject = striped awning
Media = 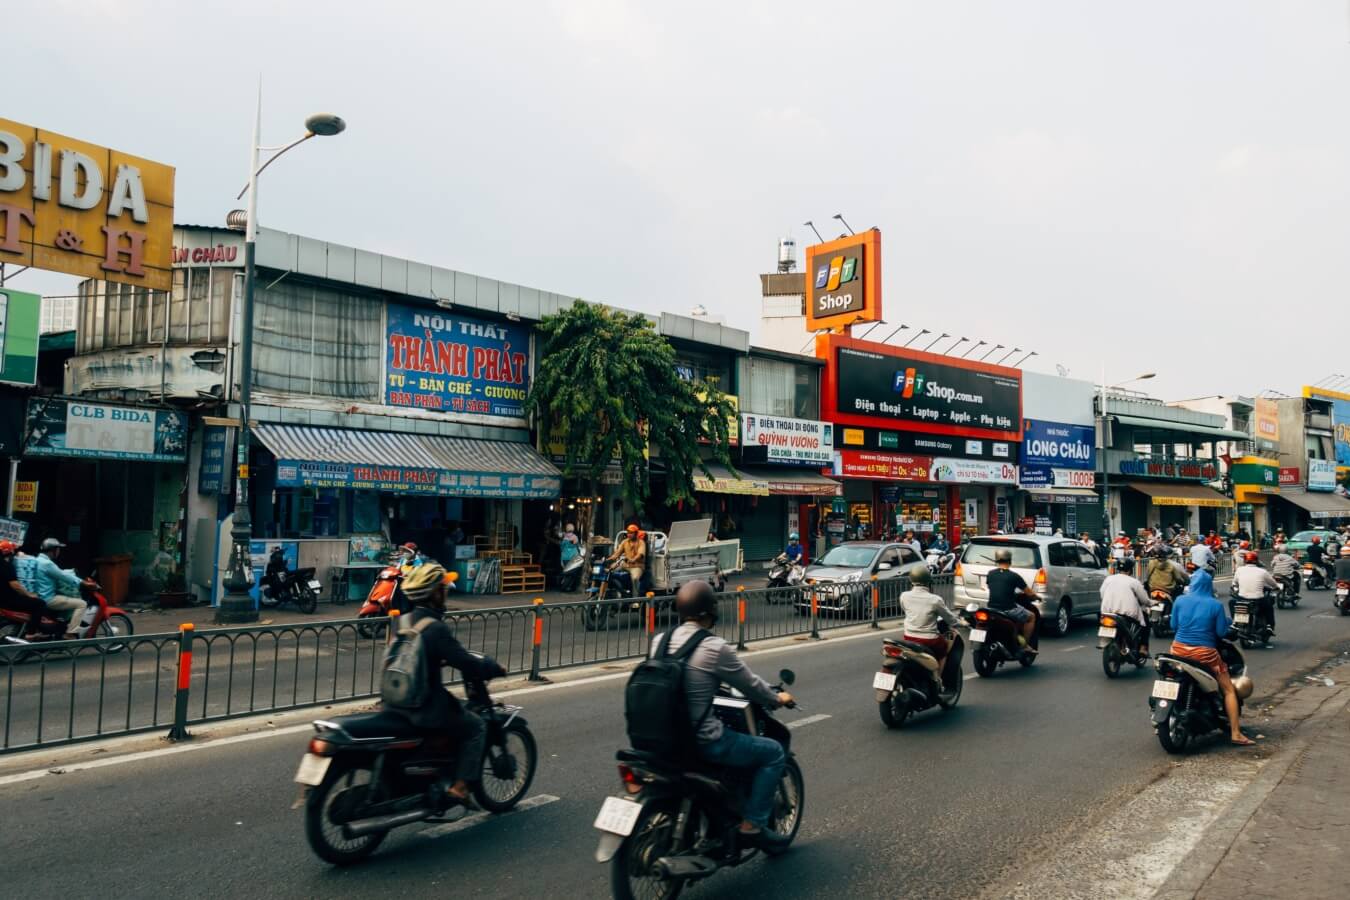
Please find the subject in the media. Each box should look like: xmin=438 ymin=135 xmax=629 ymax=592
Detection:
xmin=254 ymin=424 xmax=560 ymax=499
xmin=693 ymin=463 xmax=770 ymax=496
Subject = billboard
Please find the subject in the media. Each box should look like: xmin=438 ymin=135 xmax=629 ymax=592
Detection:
xmin=821 ymin=335 xmax=1022 ymax=441
xmin=1334 ymin=398 xmax=1350 ymax=468
xmin=1309 ymin=458 xmax=1337 ymax=492
xmin=0 ymin=287 xmax=40 ymax=386
xmin=23 ymin=399 xmax=187 ymax=462
xmin=835 ymin=450 xmax=932 ymax=482
xmin=385 ymin=304 xmax=530 ymax=421
xmin=739 ymin=414 xmax=832 ymax=466
xmin=1254 ymin=397 xmax=1279 ymax=445
xmin=803 ymin=229 xmax=881 ymax=330
xmin=0 ymin=118 xmax=174 ymax=291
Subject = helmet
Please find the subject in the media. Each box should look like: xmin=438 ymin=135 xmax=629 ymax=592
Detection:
xmin=1341 ymin=545 xmax=1350 ymax=557
xmin=789 ymin=532 xmax=799 ymax=541
xmin=40 ymin=537 xmax=65 ymax=551
xmin=994 ymin=548 xmax=1012 ymax=564
xmin=1311 ymin=535 xmax=1321 ymax=544
xmin=1239 ymin=540 xmax=1250 ymax=549
xmin=1244 ymin=551 xmax=1258 ymax=564
xmin=626 ymin=524 xmax=639 ymax=535
xmin=674 ymin=580 xmax=719 ymax=625
xmin=0 ymin=540 xmax=15 ymax=556
xmin=908 ymin=563 xmax=931 ymax=586
xmin=1231 ymin=675 xmax=1254 ymax=701
xmin=401 ymin=562 xmax=449 ymax=606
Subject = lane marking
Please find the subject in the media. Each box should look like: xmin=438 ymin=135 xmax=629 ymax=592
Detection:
xmin=419 ymin=793 xmax=560 ymax=838
xmin=785 ymin=714 xmax=831 ymax=729
xmin=1061 ymin=644 xmax=1087 ymax=653
xmin=964 ymin=673 xmax=977 ymax=681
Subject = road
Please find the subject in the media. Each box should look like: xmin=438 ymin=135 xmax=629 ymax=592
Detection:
xmin=4 ymin=583 xmax=1346 ymax=899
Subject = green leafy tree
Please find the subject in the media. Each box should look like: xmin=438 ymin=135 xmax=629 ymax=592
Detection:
xmin=528 ymin=300 xmax=737 ymax=536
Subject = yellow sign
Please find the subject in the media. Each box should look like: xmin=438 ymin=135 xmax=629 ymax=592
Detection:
xmin=12 ymin=481 xmax=37 ymax=513
xmin=842 ymin=428 xmax=865 ymax=446
xmin=0 ymin=118 xmax=174 ymax=291
xmin=692 ymin=472 xmax=769 ymax=496
xmin=1254 ymin=397 xmax=1279 ymax=444
xmin=1151 ymin=496 xmax=1233 ymax=508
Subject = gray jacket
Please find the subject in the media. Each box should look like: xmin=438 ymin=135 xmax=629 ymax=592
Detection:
xmin=652 ymin=623 xmax=781 ymax=744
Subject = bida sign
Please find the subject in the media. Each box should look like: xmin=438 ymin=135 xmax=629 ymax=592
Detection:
xmin=0 ymin=119 xmax=174 ymax=291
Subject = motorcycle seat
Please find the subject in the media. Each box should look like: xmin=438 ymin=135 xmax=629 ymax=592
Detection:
xmin=884 ymin=637 xmax=941 ymax=658
xmin=320 ymin=709 xmax=423 ymax=741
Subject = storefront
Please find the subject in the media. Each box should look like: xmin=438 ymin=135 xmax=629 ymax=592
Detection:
xmin=1272 ymin=488 xmax=1350 ymax=529
xmin=691 ymin=462 xmax=839 ymax=562
xmin=1017 ymin=418 xmax=1099 ymax=536
xmin=1228 ymin=457 xmax=1280 ymax=538
xmin=1117 ymin=478 xmax=1233 ymax=535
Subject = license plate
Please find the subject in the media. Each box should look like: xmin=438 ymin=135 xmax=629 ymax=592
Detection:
xmin=969 ymin=628 xmax=987 ymax=643
xmin=294 ymin=753 xmax=332 ymax=786
xmin=1338 ymin=589 xmax=1348 ymax=598
xmin=1234 ymin=613 xmax=1249 ymax=624
xmin=307 ymin=580 xmax=322 ymax=591
xmin=593 ymin=565 xmax=604 ymax=575
xmin=1097 ymin=626 xmax=1116 ymax=638
xmin=1152 ymin=680 xmax=1180 ymax=700
xmin=873 ymin=671 xmax=897 ymax=692
xmin=594 ymin=796 xmax=643 ymax=836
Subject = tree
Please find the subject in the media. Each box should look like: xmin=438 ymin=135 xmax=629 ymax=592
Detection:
xmin=527 ymin=300 xmax=737 ymax=536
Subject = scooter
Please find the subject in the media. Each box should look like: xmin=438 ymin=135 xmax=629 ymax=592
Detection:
xmin=1147 ymin=589 xmax=1176 ymax=638
xmin=0 ymin=578 xmax=134 ymax=658
xmin=1150 ymin=637 xmax=1252 ymax=754
xmin=1228 ymin=589 xmax=1275 ymax=649
xmin=1303 ymin=561 xmax=1329 ymax=591
xmin=962 ymin=600 xmax=1040 ymax=677
xmin=1098 ymin=612 xmax=1151 ymax=678
xmin=766 ymin=553 xmax=805 ymax=589
xmin=873 ymin=624 xmax=965 ymax=727
xmin=924 ymin=548 xmax=956 ymax=575
xmin=559 ymin=546 xmax=586 ymax=592
xmin=1334 ymin=579 xmax=1349 ymax=616
xmin=261 ymin=546 xmax=320 ymax=613
xmin=583 ymin=546 xmax=648 ymax=632
xmin=1274 ymin=574 xmax=1300 ymax=609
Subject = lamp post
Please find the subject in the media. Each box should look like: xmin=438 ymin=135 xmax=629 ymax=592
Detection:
xmin=216 ymin=94 xmax=346 ymax=625
xmin=1097 ymin=370 xmax=1155 ymax=540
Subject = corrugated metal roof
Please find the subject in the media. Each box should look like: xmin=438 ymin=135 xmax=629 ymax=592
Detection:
xmin=254 ymin=423 xmax=559 ymax=477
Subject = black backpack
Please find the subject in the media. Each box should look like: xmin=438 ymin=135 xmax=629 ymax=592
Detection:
xmin=624 ymin=627 xmax=711 ymax=757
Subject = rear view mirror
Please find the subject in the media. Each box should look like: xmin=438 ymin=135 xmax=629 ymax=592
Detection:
xmin=877 ymin=562 xmax=892 ymax=571
xmin=779 ymin=668 xmax=796 ymax=686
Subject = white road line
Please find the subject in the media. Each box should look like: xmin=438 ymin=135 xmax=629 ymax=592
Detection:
xmin=964 ymin=673 xmax=977 ymax=681
xmin=419 ymin=793 xmax=560 ymax=838
xmin=785 ymin=714 xmax=832 ymax=729
xmin=1061 ymin=644 xmax=1087 ymax=652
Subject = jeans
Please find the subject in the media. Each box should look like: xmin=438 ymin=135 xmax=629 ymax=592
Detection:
xmin=44 ymin=595 xmax=88 ymax=636
xmin=698 ymin=728 xmax=786 ymax=829
xmin=448 ymin=710 xmax=486 ymax=784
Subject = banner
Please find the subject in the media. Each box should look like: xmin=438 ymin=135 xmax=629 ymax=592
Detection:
xmin=1334 ymin=397 xmax=1350 ymax=467
xmin=385 ymin=304 xmax=530 ymax=421
xmin=1309 ymin=458 xmax=1337 ymax=492
xmin=197 ymin=425 xmax=233 ymax=495
xmin=1278 ymin=467 xmax=1301 ymax=487
xmin=1254 ymin=397 xmax=1279 ymax=445
xmin=740 ymin=414 xmax=832 ymax=466
xmin=24 ymin=399 xmax=187 ymax=462
xmin=1020 ymin=420 xmax=1094 ymax=469
xmin=0 ymin=288 xmax=40 ymax=387
xmin=835 ymin=450 xmax=932 ymax=482
xmin=932 ymin=457 xmax=1019 ymax=485
xmin=11 ymin=481 xmax=36 ymax=512
xmin=274 ymin=459 xmax=560 ymax=499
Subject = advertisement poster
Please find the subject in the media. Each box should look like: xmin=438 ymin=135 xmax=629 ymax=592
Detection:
xmin=274 ymin=459 xmax=561 ymax=499
xmin=835 ymin=450 xmax=932 ymax=481
xmin=1334 ymin=397 xmax=1350 ymax=468
xmin=740 ymin=414 xmax=833 ymax=466
xmin=0 ymin=516 xmax=29 ymax=543
xmin=197 ymin=425 xmax=233 ymax=495
xmin=833 ymin=343 xmax=1021 ymax=439
xmin=24 ymin=399 xmax=187 ymax=462
xmin=1020 ymin=419 xmax=1094 ymax=487
xmin=1254 ymin=397 xmax=1280 ymax=445
xmin=1279 ymin=467 xmax=1301 ymax=487
xmin=933 ymin=458 xmax=1019 ymax=485
xmin=11 ymin=481 xmax=37 ymax=513
xmin=1309 ymin=458 xmax=1337 ymax=492
xmin=385 ymin=304 xmax=530 ymax=420
xmin=0 ymin=288 xmax=40 ymax=387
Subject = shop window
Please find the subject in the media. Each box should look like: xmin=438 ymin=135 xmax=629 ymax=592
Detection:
xmin=252 ymin=281 xmax=381 ymax=401
xmin=738 ymin=357 xmax=819 ymax=419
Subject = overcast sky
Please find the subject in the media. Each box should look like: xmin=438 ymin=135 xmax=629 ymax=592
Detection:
xmin=9 ymin=1 xmax=1350 ymax=400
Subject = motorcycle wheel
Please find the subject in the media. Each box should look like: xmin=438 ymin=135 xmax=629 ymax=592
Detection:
xmin=1102 ymin=643 xmax=1123 ymax=679
xmin=473 ymin=721 xmax=538 ymax=812
xmin=972 ymin=647 xmax=997 ymax=678
xmin=1340 ymin=605 xmax=1350 ymax=617
xmin=304 ymin=761 xmax=388 ymax=865
xmin=761 ymin=757 xmax=805 ymax=856
xmin=356 ymin=614 xmax=387 ymax=640
xmin=610 ymin=799 xmax=687 ymax=900
xmin=298 ymin=587 xmax=319 ymax=614
xmin=937 ymin=667 xmax=963 ymax=710
xmin=97 ymin=613 xmax=134 ymax=652
xmin=1156 ymin=706 xmax=1192 ymax=755
xmin=879 ymin=694 xmax=909 ymax=729
xmin=583 ymin=604 xmax=610 ymax=632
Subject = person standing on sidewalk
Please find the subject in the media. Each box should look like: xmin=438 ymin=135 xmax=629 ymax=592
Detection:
xmin=1169 ymin=569 xmax=1254 ymax=746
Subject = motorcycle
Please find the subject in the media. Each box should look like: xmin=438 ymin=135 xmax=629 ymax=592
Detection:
xmin=583 ymin=546 xmax=647 ymax=632
xmin=1334 ymin=579 xmax=1349 ymax=616
xmin=0 ymin=578 xmax=133 ymax=660
xmin=261 ymin=546 xmax=320 ymax=613
xmin=1303 ymin=561 xmax=1329 ymax=591
xmin=766 ymin=553 xmax=805 ymax=589
xmin=873 ymin=625 xmax=964 ymax=727
xmin=1148 ymin=589 xmax=1176 ymax=638
xmin=1098 ymin=612 xmax=1151 ymax=678
xmin=962 ymin=601 xmax=1039 ymax=677
xmin=1228 ymin=591 xmax=1274 ymax=649
xmin=559 ymin=544 xmax=586 ymax=592
xmin=1149 ymin=638 xmax=1252 ymax=753
xmin=924 ymin=548 xmax=956 ymax=576
xmin=594 ymin=670 xmax=804 ymax=900
xmin=1274 ymin=574 xmax=1300 ymax=609
xmin=297 ymin=663 xmax=537 ymax=865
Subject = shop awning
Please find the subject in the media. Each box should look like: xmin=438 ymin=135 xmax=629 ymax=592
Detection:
xmin=1025 ymin=488 xmax=1100 ymax=505
xmin=692 ymin=464 xmax=770 ymax=496
xmin=738 ymin=466 xmax=842 ymax=497
xmin=1276 ymin=490 xmax=1350 ymax=520
xmin=254 ymin=423 xmax=561 ymax=499
xmin=1110 ymin=415 xmax=1249 ymax=442
xmin=1122 ymin=480 xmax=1234 ymax=508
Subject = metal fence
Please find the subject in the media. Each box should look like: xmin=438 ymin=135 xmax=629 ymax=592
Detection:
xmin=0 ymin=575 xmax=951 ymax=755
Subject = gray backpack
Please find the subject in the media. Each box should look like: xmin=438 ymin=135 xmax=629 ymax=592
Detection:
xmin=381 ymin=617 xmax=436 ymax=709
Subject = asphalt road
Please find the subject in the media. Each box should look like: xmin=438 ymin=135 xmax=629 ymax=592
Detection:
xmin=5 ymin=579 xmax=1346 ymax=900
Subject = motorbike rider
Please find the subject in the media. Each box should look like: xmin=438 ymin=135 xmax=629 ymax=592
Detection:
xmin=1270 ymin=546 xmax=1301 ymax=596
xmin=652 ymin=581 xmax=794 ymax=850
xmin=559 ymin=523 xmax=581 ymax=565
xmin=985 ymin=548 xmax=1038 ymax=652
xmin=1188 ymin=539 xmax=1216 ymax=574
xmin=784 ymin=532 xmax=804 ymax=565
xmin=899 ymin=563 xmax=963 ymax=681
xmin=1145 ymin=546 xmax=1187 ymax=599
xmin=1306 ymin=535 xmax=1331 ymax=584
xmin=902 ymin=529 xmax=922 ymax=557
xmin=1100 ymin=558 xmax=1153 ymax=658
xmin=1169 ymin=569 xmax=1254 ymax=746
xmin=1335 ymin=545 xmax=1350 ymax=585
xmin=392 ymin=561 xmax=505 ymax=808
xmin=1232 ymin=551 xmax=1278 ymax=641
xmin=931 ymin=532 xmax=951 ymax=555
xmin=606 ymin=524 xmax=647 ymax=596
xmin=0 ymin=541 xmax=50 ymax=638
xmin=32 ymin=538 xmax=88 ymax=639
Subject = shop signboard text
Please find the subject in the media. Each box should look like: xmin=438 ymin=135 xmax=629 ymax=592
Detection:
xmin=804 ymin=229 xmax=881 ymax=330
xmin=1117 ymin=458 xmax=1218 ymax=480
xmin=275 ymin=459 xmax=560 ymax=499
xmin=740 ymin=414 xmax=832 ymax=466
xmin=1020 ymin=419 xmax=1094 ymax=488
xmin=836 ymin=450 xmax=932 ymax=482
xmin=24 ymin=399 xmax=187 ymax=462
xmin=1309 ymin=458 xmax=1337 ymax=492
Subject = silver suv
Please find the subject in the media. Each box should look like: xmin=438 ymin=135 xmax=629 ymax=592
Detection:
xmin=953 ymin=535 xmax=1107 ymax=637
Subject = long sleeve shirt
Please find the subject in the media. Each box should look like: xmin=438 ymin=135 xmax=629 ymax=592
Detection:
xmin=654 ymin=623 xmax=781 ymax=744
xmin=1233 ymin=565 xmax=1278 ymax=600
xmin=1099 ymin=574 xmax=1151 ymax=626
xmin=900 ymin=587 xmax=963 ymax=638
xmin=32 ymin=553 xmax=81 ymax=601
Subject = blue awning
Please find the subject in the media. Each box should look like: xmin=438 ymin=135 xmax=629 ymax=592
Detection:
xmin=254 ymin=423 xmax=560 ymax=499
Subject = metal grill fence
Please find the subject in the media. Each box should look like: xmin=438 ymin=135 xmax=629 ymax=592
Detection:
xmin=0 ymin=572 xmax=949 ymax=754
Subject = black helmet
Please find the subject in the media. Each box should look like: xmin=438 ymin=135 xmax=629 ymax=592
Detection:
xmin=675 ymin=580 xmax=719 ymax=625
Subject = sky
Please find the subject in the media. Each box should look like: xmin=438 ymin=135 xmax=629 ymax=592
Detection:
xmin=7 ymin=0 xmax=1350 ymax=401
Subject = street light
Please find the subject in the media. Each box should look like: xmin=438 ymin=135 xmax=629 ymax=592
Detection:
xmin=980 ymin=344 xmax=1005 ymax=362
xmin=923 ymin=332 xmax=950 ymax=352
xmin=218 ymin=91 xmax=346 ymax=625
xmin=947 ymin=337 xmax=970 ymax=356
xmin=1097 ymin=370 xmax=1156 ymax=541
xmin=903 ymin=328 xmax=931 ymax=348
xmin=961 ymin=340 xmax=988 ymax=359
xmin=997 ymin=347 xmax=1020 ymax=365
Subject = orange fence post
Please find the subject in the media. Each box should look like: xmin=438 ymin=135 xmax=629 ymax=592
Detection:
xmin=736 ymin=585 xmax=747 ymax=650
xmin=168 ymin=623 xmax=194 ymax=741
xmin=529 ymin=598 xmax=546 ymax=681
xmin=871 ymin=575 xmax=881 ymax=630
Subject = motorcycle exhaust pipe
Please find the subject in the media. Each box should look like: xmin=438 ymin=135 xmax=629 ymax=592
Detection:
xmin=343 ymin=807 xmax=434 ymax=837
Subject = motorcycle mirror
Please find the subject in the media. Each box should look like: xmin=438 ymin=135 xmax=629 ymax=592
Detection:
xmin=778 ymin=668 xmax=796 ymax=686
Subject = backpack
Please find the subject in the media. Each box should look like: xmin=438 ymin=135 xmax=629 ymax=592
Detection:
xmin=624 ymin=627 xmax=711 ymax=757
xmin=381 ymin=616 xmax=437 ymax=709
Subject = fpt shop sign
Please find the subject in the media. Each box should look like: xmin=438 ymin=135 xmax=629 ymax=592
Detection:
xmin=23 ymin=399 xmax=187 ymax=462
xmin=740 ymin=414 xmax=832 ymax=466
xmin=385 ymin=304 xmax=530 ymax=421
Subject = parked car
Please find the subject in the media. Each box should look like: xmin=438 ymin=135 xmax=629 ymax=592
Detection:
xmin=952 ymin=535 xmax=1107 ymax=637
xmin=795 ymin=541 xmax=922 ymax=618
xmin=1285 ymin=529 xmax=1339 ymax=556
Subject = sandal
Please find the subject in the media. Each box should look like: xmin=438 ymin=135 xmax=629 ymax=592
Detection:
xmin=1230 ymin=735 xmax=1257 ymax=747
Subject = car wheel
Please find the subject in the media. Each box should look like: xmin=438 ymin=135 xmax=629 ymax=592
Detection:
xmin=1044 ymin=600 xmax=1072 ymax=638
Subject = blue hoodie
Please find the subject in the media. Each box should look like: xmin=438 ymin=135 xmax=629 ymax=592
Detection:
xmin=1170 ymin=570 xmax=1230 ymax=648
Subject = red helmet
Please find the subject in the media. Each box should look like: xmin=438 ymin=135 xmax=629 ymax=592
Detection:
xmin=0 ymin=540 xmax=15 ymax=556
xmin=1311 ymin=535 xmax=1321 ymax=544
xmin=1244 ymin=551 xmax=1258 ymax=564
xmin=1239 ymin=540 xmax=1250 ymax=549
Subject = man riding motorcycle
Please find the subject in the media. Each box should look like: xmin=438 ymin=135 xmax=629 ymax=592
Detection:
xmin=0 ymin=541 xmax=50 ymax=638
xmin=1270 ymin=547 xmax=1300 ymax=597
xmin=1169 ymin=570 xmax=1254 ymax=746
xmin=899 ymin=563 xmax=963 ymax=680
xmin=650 ymin=581 xmax=794 ymax=850
xmin=931 ymin=532 xmax=951 ymax=555
xmin=1145 ymin=547 xmax=1187 ymax=598
xmin=32 ymin=538 xmax=89 ymax=639
xmin=985 ymin=548 xmax=1038 ymax=651
xmin=1188 ymin=539 xmax=1215 ymax=574
xmin=1306 ymin=535 xmax=1331 ymax=584
xmin=392 ymin=561 xmax=505 ymax=807
xmin=784 ymin=532 xmax=804 ymax=565
xmin=606 ymin=524 xmax=647 ymax=596
xmin=1232 ymin=551 xmax=1278 ymax=641
xmin=1335 ymin=545 xmax=1350 ymax=589
xmin=1101 ymin=559 xmax=1154 ymax=657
